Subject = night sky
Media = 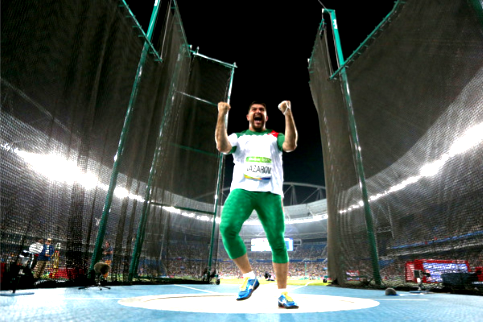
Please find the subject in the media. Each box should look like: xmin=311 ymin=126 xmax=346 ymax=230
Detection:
xmin=128 ymin=0 xmax=396 ymax=200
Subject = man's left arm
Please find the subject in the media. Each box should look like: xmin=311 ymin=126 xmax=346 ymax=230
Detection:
xmin=279 ymin=101 xmax=298 ymax=152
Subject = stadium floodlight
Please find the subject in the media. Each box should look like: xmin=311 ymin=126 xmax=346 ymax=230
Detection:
xmin=448 ymin=122 xmax=483 ymax=157
xmin=15 ymin=150 xmax=100 ymax=190
xmin=163 ymin=206 xmax=181 ymax=214
xmin=419 ymin=157 xmax=447 ymax=177
xmin=113 ymin=187 xmax=129 ymax=199
xmin=243 ymin=213 xmax=328 ymax=225
xmin=339 ymin=122 xmax=483 ymax=214
xmin=5 ymin=144 xmax=328 ymax=226
xmin=5 ymin=146 xmax=147 ymax=202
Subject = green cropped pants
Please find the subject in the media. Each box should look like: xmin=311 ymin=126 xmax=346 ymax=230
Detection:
xmin=220 ymin=189 xmax=288 ymax=264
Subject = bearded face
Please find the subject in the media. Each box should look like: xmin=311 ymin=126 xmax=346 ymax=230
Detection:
xmin=247 ymin=104 xmax=268 ymax=131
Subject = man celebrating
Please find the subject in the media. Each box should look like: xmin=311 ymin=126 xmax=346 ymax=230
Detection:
xmin=215 ymin=100 xmax=299 ymax=309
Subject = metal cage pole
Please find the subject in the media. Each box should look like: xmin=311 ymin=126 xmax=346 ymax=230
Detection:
xmin=329 ymin=0 xmax=404 ymax=80
xmin=207 ymin=63 xmax=236 ymax=276
xmin=468 ymin=0 xmax=483 ymax=26
xmin=89 ymin=0 xmax=162 ymax=276
xmin=324 ymin=8 xmax=382 ymax=286
xmin=127 ymin=41 xmax=189 ymax=282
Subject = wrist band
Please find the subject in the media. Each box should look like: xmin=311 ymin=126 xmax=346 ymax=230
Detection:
xmin=278 ymin=101 xmax=291 ymax=115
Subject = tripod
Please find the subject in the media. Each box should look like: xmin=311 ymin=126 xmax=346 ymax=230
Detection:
xmin=1 ymin=251 xmax=35 ymax=296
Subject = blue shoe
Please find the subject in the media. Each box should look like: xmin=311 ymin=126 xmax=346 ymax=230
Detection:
xmin=278 ymin=292 xmax=299 ymax=309
xmin=236 ymin=277 xmax=259 ymax=301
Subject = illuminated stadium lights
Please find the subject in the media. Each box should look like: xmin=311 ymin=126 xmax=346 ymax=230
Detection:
xmin=243 ymin=213 xmax=328 ymax=225
xmin=0 ymin=142 xmax=14 ymax=151
xmin=287 ymin=214 xmax=328 ymax=224
xmin=163 ymin=206 xmax=181 ymax=214
xmin=312 ymin=214 xmax=327 ymax=221
xmin=128 ymin=191 xmax=144 ymax=202
xmin=15 ymin=150 xmax=100 ymax=190
xmin=419 ymin=157 xmax=447 ymax=177
xmin=3 ymin=145 xmax=146 ymax=202
xmin=161 ymin=206 xmax=221 ymax=223
xmin=7 ymin=145 xmax=221 ymax=224
xmin=448 ymin=122 xmax=483 ymax=156
xmin=4 ymin=144 xmax=324 ymax=226
xmin=111 ymin=186 xmax=144 ymax=202
xmin=111 ymin=185 xmax=130 ymax=198
xmin=339 ymin=122 xmax=483 ymax=214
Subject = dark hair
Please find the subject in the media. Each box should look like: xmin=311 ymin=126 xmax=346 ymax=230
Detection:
xmin=248 ymin=101 xmax=267 ymax=112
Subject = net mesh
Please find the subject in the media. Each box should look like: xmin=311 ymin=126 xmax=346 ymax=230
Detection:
xmin=1 ymin=0 xmax=233 ymax=286
xmin=309 ymin=0 xmax=483 ymax=289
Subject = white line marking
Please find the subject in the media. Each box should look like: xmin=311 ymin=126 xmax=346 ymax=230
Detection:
xmin=173 ymin=284 xmax=220 ymax=294
xmin=61 ymin=298 xmax=125 ymax=300
xmin=291 ymin=281 xmax=314 ymax=291
xmin=119 ymin=294 xmax=381 ymax=313
xmin=378 ymin=299 xmax=429 ymax=301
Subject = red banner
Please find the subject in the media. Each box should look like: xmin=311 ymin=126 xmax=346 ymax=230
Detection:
xmin=405 ymin=259 xmax=469 ymax=283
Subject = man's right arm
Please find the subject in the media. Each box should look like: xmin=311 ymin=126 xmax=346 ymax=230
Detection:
xmin=215 ymin=102 xmax=232 ymax=153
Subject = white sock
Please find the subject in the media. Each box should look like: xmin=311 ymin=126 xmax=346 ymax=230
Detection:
xmin=243 ymin=271 xmax=256 ymax=279
xmin=278 ymin=288 xmax=287 ymax=295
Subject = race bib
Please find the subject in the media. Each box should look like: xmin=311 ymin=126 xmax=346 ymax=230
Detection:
xmin=244 ymin=156 xmax=272 ymax=181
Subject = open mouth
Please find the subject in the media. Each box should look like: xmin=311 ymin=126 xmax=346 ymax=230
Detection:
xmin=254 ymin=115 xmax=263 ymax=125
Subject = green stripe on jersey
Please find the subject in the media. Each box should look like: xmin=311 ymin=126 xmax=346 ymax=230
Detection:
xmin=246 ymin=156 xmax=272 ymax=163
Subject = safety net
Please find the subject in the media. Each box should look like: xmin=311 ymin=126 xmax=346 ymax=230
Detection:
xmin=1 ymin=0 xmax=234 ymax=288
xmin=309 ymin=0 xmax=483 ymax=290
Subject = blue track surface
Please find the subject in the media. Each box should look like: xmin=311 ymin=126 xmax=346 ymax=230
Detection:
xmin=2 ymin=284 xmax=483 ymax=321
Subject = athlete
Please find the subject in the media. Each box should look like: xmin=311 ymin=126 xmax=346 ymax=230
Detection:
xmin=215 ymin=100 xmax=299 ymax=309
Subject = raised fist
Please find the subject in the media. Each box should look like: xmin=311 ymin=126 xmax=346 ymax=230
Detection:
xmin=278 ymin=100 xmax=291 ymax=114
xmin=218 ymin=102 xmax=231 ymax=115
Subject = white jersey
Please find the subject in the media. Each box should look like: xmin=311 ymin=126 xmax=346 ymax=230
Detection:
xmin=226 ymin=129 xmax=285 ymax=196
xmin=29 ymin=242 xmax=43 ymax=254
